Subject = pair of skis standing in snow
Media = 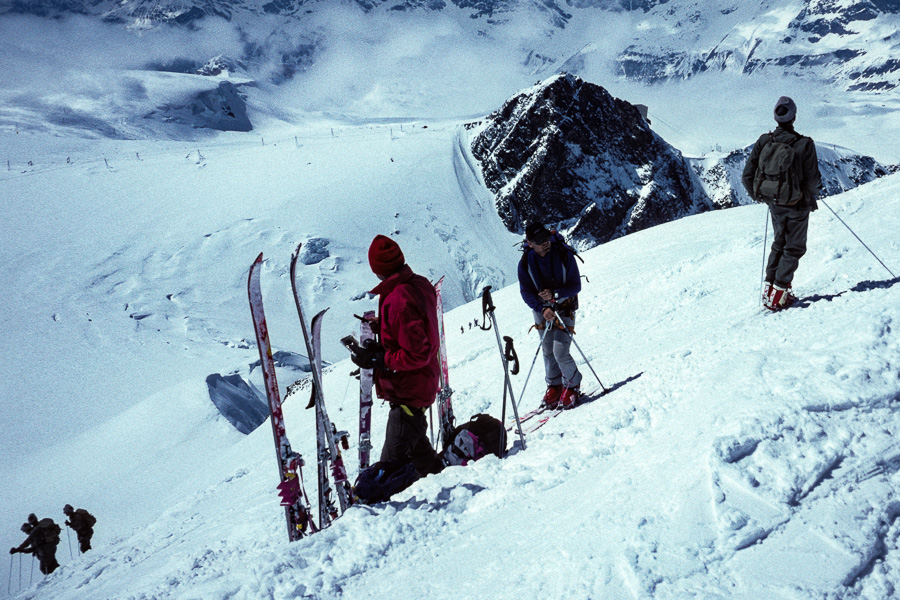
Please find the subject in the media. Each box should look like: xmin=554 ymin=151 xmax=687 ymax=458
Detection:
xmin=247 ymin=236 xmax=469 ymax=540
xmin=248 ymin=229 xmax=608 ymax=541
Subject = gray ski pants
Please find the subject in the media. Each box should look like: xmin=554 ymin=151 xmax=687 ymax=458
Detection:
xmin=766 ymin=205 xmax=810 ymax=288
xmin=534 ymin=310 xmax=583 ymax=389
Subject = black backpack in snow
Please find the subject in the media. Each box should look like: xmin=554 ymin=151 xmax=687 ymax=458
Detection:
xmin=443 ymin=413 xmax=507 ymax=465
xmin=353 ymin=460 xmax=421 ymax=505
xmin=753 ymin=132 xmax=804 ymax=206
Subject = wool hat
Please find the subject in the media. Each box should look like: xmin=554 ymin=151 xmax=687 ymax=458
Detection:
xmin=525 ymin=222 xmax=552 ymax=244
xmin=63 ymin=504 xmax=74 ymax=514
xmin=774 ymin=96 xmax=797 ymax=123
xmin=368 ymin=235 xmax=405 ymax=276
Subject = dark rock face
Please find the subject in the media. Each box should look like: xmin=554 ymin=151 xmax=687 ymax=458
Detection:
xmin=196 ymin=55 xmax=246 ymax=77
xmin=792 ymin=0 xmax=899 ymax=39
xmin=472 ymin=73 xmax=710 ymax=247
xmin=613 ymin=0 xmax=900 ymax=92
xmin=146 ymin=81 xmax=252 ymax=132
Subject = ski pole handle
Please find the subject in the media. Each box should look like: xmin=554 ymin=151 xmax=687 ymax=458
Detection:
xmin=482 ymin=286 xmax=495 ymax=314
xmin=503 ymin=336 xmax=520 ymax=375
xmin=479 ymin=286 xmax=495 ymax=330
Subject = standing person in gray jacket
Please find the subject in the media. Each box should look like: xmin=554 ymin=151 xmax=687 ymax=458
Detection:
xmin=742 ymin=96 xmax=822 ymax=311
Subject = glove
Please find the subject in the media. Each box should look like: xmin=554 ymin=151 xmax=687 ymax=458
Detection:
xmin=9 ymin=548 xmax=17 ymax=555
xmin=350 ymin=338 xmax=385 ymax=371
xmin=65 ymin=521 xmax=71 ymax=527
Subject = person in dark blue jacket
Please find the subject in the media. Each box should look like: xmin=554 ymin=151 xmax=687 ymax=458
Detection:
xmin=518 ymin=222 xmax=582 ymax=409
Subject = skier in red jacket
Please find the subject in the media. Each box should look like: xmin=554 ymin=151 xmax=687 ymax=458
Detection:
xmin=350 ymin=235 xmax=444 ymax=476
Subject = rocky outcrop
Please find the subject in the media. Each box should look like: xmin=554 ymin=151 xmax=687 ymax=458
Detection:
xmin=613 ymin=0 xmax=900 ymax=92
xmin=472 ymin=73 xmax=710 ymax=248
xmin=145 ymin=81 xmax=252 ymax=132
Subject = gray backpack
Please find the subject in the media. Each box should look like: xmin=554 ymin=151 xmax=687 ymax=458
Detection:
xmin=753 ymin=133 xmax=804 ymax=206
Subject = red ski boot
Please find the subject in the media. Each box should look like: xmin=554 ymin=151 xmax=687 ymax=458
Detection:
xmin=542 ymin=385 xmax=562 ymax=409
xmin=559 ymin=386 xmax=580 ymax=409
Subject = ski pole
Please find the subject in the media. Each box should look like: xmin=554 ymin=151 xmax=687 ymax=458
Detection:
xmin=821 ymin=199 xmax=896 ymax=278
xmin=18 ymin=553 xmax=22 ymax=591
xmin=547 ymin=306 xmax=608 ymax=393
xmin=29 ymin=555 xmax=34 ymax=585
xmin=429 ymin=406 xmax=435 ymax=447
xmin=499 ymin=362 xmax=509 ymax=456
xmin=519 ymin=321 xmax=551 ymax=407
xmin=7 ymin=554 xmax=12 ymax=595
xmin=66 ymin=525 xmax=74 ymax=559
xmin=760 ymin=206 xmax=770 ymax=305
xmin=500 ymin=335 xmax=520 ymax=456
xmin=481 ymin=286 xmax=526 ymax=450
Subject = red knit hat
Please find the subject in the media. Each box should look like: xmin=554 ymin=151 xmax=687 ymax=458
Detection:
xmin=368 ymin=235 xmax=405 ymax=276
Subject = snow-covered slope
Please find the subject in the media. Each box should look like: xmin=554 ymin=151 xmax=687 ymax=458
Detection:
xmin=2 ymin=7 xmax=900 ymax=600
xmin=0 ymin=118 xmax=521 ymax=465
xmin=8 ymin=170 xmax=900 ymax=600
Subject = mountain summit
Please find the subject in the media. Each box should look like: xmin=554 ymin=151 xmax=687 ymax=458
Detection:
xmin=472 ymin=73 xmax=710 ymax=247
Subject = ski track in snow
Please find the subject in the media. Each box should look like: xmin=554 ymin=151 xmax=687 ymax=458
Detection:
xmin=2 ymin=118 xmax=900 ymax=599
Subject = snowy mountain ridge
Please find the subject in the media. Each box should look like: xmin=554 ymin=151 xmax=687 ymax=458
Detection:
xmin=471 ymin=73 xmax=895 ymax=246
xmin=1 ymin=0 xmax=897 ymax=93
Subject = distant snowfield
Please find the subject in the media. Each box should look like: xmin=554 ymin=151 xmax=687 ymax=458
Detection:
xmin=2 ymin=112 xmax=899 ymax=597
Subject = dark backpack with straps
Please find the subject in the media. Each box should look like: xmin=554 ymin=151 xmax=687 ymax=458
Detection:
xmin=443 ymin=413 xmax=507 ymax=465
xmin=353 ymin=460 xmax=421 ymax=505
xmin=77 ymin=509 xmax=97 ymax=528
xmin=35 ymin=519 xmax=61 ymax=546
xmin=753 ymin=132 xmax=804 ymax=206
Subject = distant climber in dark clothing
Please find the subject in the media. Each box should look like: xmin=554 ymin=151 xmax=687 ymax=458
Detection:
xmin=10 ymin=518 xmax=61 ymax=575
xmin=64 ymin=504 xmax=96 ymax=553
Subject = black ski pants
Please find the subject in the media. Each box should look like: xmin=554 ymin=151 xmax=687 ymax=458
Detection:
xmin=766 ymin=205 xmax=810 ymax=288
xmin=76 ymin=529 xmax=93 ymax=553
xmin=380 ymin=404 xmax=443 ymax=477
xmin=34 ymin=546 xmax=59 ymax=575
